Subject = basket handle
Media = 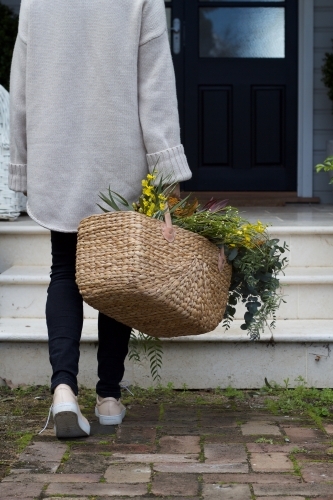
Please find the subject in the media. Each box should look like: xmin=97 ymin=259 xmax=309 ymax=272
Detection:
xmin=218 ymin=246 xmax=226 ymax=272
xmin=162 ymin=208 xmax=175 ymax=243
xmin=162 ymin=210 xmax=226 ymax=271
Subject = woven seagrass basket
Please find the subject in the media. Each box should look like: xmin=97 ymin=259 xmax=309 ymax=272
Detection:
xmin=76 ymin=211 xmax=232 ymax=338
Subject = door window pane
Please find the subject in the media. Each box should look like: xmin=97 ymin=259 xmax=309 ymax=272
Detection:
xmin=165 ymin=7 xmax=171 ymax=44
xmin=200 ymin=7 xmax=285 ymax=58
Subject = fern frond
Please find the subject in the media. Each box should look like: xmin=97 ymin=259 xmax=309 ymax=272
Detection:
xmin=128 ymin=330 xmax=163 ymax=381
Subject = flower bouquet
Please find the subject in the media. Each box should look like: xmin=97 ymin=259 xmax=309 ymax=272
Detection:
xmin=76 ymin=171 xmax=288 ymax=342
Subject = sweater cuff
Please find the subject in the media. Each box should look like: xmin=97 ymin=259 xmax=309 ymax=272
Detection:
xmin=146 ymin=145 xmax=192 ymax=183
xmin=8 ymin=163 xmax=27 ymax=193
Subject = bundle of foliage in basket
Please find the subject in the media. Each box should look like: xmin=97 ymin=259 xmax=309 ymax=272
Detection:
xmin=76 ymin=179 xmax=233 ymax=339
xmin=87 ymin=171 xmax=288 ymax=342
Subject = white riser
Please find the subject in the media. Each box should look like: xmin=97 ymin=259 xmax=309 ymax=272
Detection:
xmin=0 ymin=233 xmax=51 ymax=272
xmin=1 ymin=219 xmax=333 ymax=269
xmin=1 ymin=318 xmax=333 ymax=389
xmin=0 ymin=283 xmax=98 ymax=319
xmin=1 ymin=266 xmax=333 ymax=320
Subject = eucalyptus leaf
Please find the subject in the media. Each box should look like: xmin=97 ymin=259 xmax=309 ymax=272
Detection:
xmin=228 ymin=248 xmax=238 ymax=261
xmin=244 ymin=312 xmax=254 ymax=324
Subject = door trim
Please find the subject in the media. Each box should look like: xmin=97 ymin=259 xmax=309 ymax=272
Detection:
xmin=297 ymin=0 xmax=314 ymax=197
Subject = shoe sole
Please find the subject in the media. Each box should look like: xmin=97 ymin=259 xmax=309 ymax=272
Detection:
xmin=53 ymin=403 xmax=90 ymax=438
xmin=95 ymin=407 xmax=126 ymax=425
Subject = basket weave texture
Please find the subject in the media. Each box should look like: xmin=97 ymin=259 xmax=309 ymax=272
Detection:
xmin=0 ymin=85 xmax=26 ymax=220
xmin=76 ymin=211 xmax=232 ymax=338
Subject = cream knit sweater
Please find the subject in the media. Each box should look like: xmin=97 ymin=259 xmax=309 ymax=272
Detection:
xmin=9 ymin=0 xmax=191 ymax=232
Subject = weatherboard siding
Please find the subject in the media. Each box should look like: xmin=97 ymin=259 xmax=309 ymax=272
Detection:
xmin=313 ymin=0 xmax=333 ymax=203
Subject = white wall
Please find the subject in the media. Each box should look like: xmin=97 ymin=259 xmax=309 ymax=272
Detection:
xmin=313 ymin=0 xmax=333 ymax=203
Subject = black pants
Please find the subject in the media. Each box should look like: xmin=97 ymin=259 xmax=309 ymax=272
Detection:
xmin=46 ymin=231 xmax=131 ymax=398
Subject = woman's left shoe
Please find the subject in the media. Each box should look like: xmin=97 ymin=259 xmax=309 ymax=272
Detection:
xmin=52 ymin=384 xmax=90 ymax=438
xmin=95 ymin=396 xmax=126 ymax=425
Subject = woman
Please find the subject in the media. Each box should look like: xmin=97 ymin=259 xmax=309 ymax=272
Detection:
xmin=9 ymin=0 xmax=191 ymax=438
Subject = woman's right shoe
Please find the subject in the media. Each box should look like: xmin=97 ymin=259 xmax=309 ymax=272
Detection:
xmin=52 ymin=384 xmax=90 ymax=438
xmin=95 ymin=396 xmax=126 ymax=425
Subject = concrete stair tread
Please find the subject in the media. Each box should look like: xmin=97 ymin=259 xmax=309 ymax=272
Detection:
xmin=1 ymin=215 xmax=333 ymax=234
xmin=0 ymin=265 xmax=50 ymax=283
xmin=0 ymin=216 xmax=48 ymax=234
xmin=1 ymin=317 xmax=333 ymax=343
xmin=2 ymin=265 xmax=333 ymax=285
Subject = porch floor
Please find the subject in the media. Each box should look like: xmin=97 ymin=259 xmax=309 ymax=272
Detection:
xmin=3 ymin=204 xmax=333 ymax=229
xmin=235 ymin=204 xmax=333 ymax=226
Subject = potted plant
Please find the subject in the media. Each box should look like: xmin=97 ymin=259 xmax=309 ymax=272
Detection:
xmin=315 ymin=39 xmax=333 ymax=181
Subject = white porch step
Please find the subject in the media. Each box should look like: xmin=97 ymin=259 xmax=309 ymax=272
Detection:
xmin=1 ymin=317 xmax=333 ymax=389
xmin=0 ymin=218 xmax=50 ymax=272
xmin=0 ymin=265 xmax=98 ymax=319
xmin=1 ymin=317 xmax=333 ymax=343
xmin=1 ymin=265 xmax=333 ymax=320
xmin=1 ymin=214 xmax=333 ymax=389
xmin=1 ymin=216 xmax=333 ymax=269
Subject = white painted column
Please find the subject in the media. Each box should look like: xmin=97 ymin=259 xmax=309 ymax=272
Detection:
xmin=297 ymin=0 xmax=314 ymax=197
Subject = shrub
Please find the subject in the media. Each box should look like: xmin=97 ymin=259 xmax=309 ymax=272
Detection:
xmin=322 ymin=39 xmax=333 ymax=112
xmin=0 ymin=2 xmax=19 ymax=91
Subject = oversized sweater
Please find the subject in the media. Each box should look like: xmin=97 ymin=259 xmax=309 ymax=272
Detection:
xmin=9 ymin=0 xmax=192 ymax=232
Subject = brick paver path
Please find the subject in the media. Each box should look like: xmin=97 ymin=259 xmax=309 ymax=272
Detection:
xmin=1 ymin=397 xmax=333 ymax=499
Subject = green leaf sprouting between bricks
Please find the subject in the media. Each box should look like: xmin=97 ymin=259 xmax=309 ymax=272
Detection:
xmin=129 ymin=330 xmax=163 ymax=382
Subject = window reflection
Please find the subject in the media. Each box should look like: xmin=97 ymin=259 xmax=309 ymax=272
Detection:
xmin=165 ymin=7 xmax=171 ymax=44
xmin=200 ymin=7 xmax=285 ymax=58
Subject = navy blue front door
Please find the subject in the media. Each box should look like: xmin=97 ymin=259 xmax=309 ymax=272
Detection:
xmin=167 ymin=0 xmax=298 ymax=191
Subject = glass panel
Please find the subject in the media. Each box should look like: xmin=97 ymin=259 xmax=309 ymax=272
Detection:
xmin=165 ymin=7 xmax=171 ymax=44
xmin=200 ymin=7 xmax=285 ymax=58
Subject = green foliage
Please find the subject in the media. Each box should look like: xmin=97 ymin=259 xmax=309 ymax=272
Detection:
xmin=159 ymin=402 xmax=165 ymax=420
xmin=263 ymin=376 xmax=333 ymax=420
xmin=199 ymin=436 xmax=206 ymax=462
xmin=224 ymin=386 xmax=245 ymax=400
xmin=223 ymin=238 xmax=288 ymax=341
xmin=255 ymin=437 xmax=273 ymax=444
xmin=15 ymin=432 xmax=33 ymax=453
xmin=98 ymin=187 xmax=136 ymax=213
xmin=290 ymin=447 xmax=307 ymax=455
xmin=173 ymin=210 xmax=288 ymax=341
xmin=322 ymin=39 xmax=333 ymax=111
xmin=315 ymin=156 xmax=333 ymax=183
xmin=288 ymin=452 xmax=302 ymax=477
xmin=129 ymin=330 xmax=163 ymax=382
xmin=61 ymin=447 xmax=71 ymax=463
xmin=0 ymin=2 xmax=18 ymax=91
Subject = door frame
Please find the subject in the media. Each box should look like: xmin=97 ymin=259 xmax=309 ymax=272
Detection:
xmin=171 ymin=0 xmax=313 ymax=196
xmin=297 ymin=0 xmax=314 ymax=197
